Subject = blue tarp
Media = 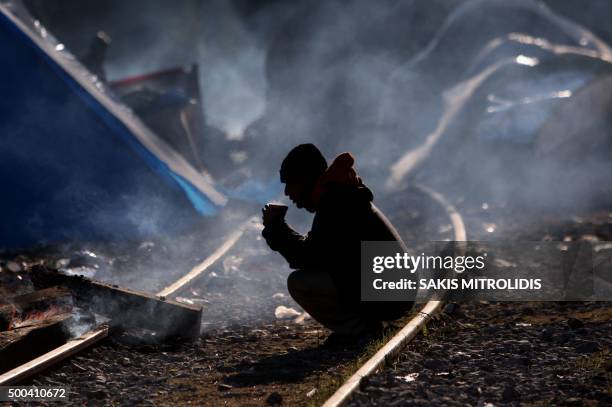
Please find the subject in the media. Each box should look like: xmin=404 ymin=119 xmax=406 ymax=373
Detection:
xmin=0 ymin=5 xmax=226 ymax=248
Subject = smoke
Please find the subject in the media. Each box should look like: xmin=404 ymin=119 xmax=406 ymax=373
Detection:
xmin=196 ymin=0 xmax=267 ymax=136
xmin=243 ymin=0 xmax=458 ymax=178
xmin=379 ymin=0 xmax=612 ymax=209
xmin=63 ymin=0 xmax=270 ymax=138
xmin=8 ymin=0 xmax=612 ymax=331
xmin=19 ymin=0 xmax=612 ymax=207
xmin=240 ymin=0 xmax=612 ymax=209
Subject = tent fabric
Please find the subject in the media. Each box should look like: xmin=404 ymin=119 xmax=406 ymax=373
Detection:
xmin=0 ymin=4 xmax=225 ymax=248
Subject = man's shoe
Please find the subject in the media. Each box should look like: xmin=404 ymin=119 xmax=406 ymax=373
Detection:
xmin=322 ymin=332 xmax=355 ymax=349
xmin=322 ymin=328 xmax=384 ymax=349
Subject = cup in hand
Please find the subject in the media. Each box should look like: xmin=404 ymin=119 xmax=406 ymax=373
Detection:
xmin=262 ymin=203 xmax=288 ymax=226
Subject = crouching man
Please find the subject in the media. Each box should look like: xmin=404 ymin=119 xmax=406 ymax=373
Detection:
xmin=262 ymin=144 xmax=413 ymax=344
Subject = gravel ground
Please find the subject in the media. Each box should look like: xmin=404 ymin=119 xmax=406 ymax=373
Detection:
xmin=19 ymin=320 xmax=342 ymax=406
xmin=347 ymin=201 xmax=612 ymax=406
xmin=348 ymin=301 xmax=611 ymax=406
xmin=3 ymin=189 xmax=611 ymax=406
xmin=1 ymin=187 xmax=452 ymax=406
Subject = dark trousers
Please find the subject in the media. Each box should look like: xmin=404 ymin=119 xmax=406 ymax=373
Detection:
xmin=287 ymin=269 xmax=378 ymax=335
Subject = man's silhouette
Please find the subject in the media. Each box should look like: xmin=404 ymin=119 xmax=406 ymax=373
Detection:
xmin=262 ymin=144 xmax=412 ymax=343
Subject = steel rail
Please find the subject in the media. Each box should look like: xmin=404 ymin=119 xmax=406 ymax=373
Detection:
xmin=322 ymin=184 xmax=466 ymax=407
xmin=157 ymin=216 xmax=256 ymax=298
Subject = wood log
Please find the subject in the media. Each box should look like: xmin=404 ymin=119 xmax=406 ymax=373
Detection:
xmin=11 ymin=286 xmax=71 ymax=309
xmin=0 ymin=307 xmax=13 ymax=331
xmin=1 ymin=287 xmax=72 ymax=332
xmin=0 ymin=313 xmax=71 ymax=374
xmin=0 ymin=313 xmax=71 ymax=350
xmin=30 ymin=266 xmax=202 ymax=341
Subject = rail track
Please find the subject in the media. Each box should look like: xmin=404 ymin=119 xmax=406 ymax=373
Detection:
xmin=157 ymin=216 xmax=258 ymax=298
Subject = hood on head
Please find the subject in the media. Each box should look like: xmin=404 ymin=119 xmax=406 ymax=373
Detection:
xmin=313 ymin=152 xmax=369 ymax=205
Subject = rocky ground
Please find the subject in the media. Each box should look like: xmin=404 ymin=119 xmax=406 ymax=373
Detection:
xmin=348 ymin=301 xmax=611 ymax=406
xmin=1 ymin=187 xmax=449 ymax=406
xmin=22 ymin=320 xmax=337 ymax=406
xmin=2 ymin=187 xmax=611 ymax=406
xmin=346 ymin=196 xmax=612 ymax=406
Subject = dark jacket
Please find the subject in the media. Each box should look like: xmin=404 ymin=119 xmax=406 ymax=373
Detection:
xmin=262 ymin=153 xmax=412 ymax=321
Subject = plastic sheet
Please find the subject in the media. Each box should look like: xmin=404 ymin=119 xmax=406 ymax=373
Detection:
xmin=0 ymin=1 xmax=226 ymax=247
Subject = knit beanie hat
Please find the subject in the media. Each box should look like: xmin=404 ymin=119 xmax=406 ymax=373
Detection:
xmin=280 ymin=143 xmax=328 ymax=183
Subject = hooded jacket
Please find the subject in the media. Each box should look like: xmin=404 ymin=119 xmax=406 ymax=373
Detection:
xmin=262 ymin=153 xmax=412 ymax=321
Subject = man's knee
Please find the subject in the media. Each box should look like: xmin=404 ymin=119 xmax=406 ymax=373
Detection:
xmin=287 ymin=269 xmax=310 ymax=298
xmin=287 ymin=270 xmax=300 ymax=297
xmin=287 ymin=269 xmax=336 ymax=300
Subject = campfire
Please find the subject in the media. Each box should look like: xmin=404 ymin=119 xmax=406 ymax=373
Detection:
xmin=4 ymin=299 xmax=71 ymax=331
xmin=0 ymin=256 xmax=202 ymax=384
xmin=0 ymin=283 xmax=78 ymax=373
xmin=1 ymin=281 xmax=74 ymax=326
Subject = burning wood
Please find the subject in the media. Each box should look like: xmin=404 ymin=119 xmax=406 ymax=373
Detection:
xmin=0 ymin=268 xmax=110 ymax=385
xmin=30 ymin=265 xmax=202 ymax=341
xmin=0 ymin=258 xmax=201 ymax=385
xmin=0 ymin=286 xmax=78 ymax=374
xmin=8 ymin=304 xmax=72 ymax=331
xmin=10 ymin=286 xmax=71 ymax=308
xmin=1 ymin=287 xmax=72 ymax=332
xmin=0 ymin=287 xmax=72 ymax=331
xmin=0 ymin=305 xmax=13 ymax=331
xmin=0 ymin=313 xmax=71 ymax=374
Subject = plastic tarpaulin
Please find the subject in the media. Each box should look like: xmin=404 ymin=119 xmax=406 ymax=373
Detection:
xmin=0 ymin=4 xmax=226 ymax=248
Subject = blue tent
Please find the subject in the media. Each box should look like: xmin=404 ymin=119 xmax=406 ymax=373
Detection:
xmin=0 ymin=4 xmax=227 ymax=248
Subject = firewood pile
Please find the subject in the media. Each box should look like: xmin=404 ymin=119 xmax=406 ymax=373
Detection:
xmin=0 ymin=283 xmax=77 ymax=374
xmin=0 ymin=257 xmax=202 ymax=383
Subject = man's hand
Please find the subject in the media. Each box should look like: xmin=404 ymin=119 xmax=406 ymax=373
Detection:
xmin=262 ymin=203 xmax=288 ymax=227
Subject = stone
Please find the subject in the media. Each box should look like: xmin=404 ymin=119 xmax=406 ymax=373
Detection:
xmin=501 ymin=384 xmax=519 ymax=402
xmin=466 ymin=385 xmax=482 ymax=396
xmin=567 ymin=318 xmax=584 ymax=329
xmin=266 ymin=392 xmax=283 ymax=405
xmin=540 ymin=328 xmax=554 ymax=341
xmin=423 ymin=359 xmax=445 ymax=370
xmin=217 ymin=383 xmax=232 ymax=391
xmin=86 ymin=390 xmax=106 ymax=400
xmin=575 ymin=341 xmax=600 ymax=354
xmin=483 ymin=325 xmax=500 ymax=335
xmin=443 ymin=303 xmax=460 ymax=315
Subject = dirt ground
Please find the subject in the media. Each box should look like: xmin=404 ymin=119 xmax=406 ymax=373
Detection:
xmin=349 ymin=301 xmax=611 ymax=406
xmin=2 ymin=187 xmax=612 ymax=406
